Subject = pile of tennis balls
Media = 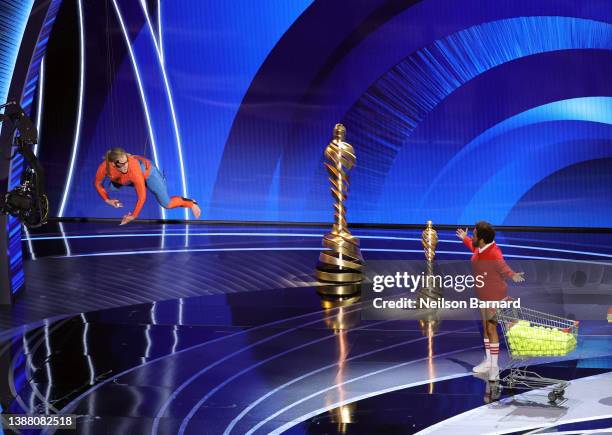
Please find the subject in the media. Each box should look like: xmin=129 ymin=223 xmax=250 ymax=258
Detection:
xmin=506 ymin=320 xmax=577 ymax=357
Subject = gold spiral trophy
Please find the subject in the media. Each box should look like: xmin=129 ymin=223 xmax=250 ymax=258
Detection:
xmin=315 ymin=124 xmax=364 ymax=296
xmin=421 ymin=220 xmax=438 ymax=279
xmin=418 ymin=220 xmax=442 ymax=335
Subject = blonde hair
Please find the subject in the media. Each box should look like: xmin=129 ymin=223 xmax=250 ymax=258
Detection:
xmin=104 ymin=147 xmax=131 ymax=176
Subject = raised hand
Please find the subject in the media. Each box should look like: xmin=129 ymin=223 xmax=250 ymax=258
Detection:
xmin=456 ymin=227 xmax=468 ymax=240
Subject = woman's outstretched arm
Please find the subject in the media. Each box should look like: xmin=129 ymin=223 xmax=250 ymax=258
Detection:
xmin=120 ymin=159 xmax=146 ymax=225
xmin=94 ymin=163 xmax=109 ymax=201
xmin=95 ymin=163 xmax=123 ymax=208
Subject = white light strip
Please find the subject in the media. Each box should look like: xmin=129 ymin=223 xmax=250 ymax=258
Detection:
xmin=34 ymin=56 xmax=44 ymax=157
xmin=23 ymin=226 xmax=36 ymax=260
xmin=24 ymin=232 xmax=612 ymax=259
xmin=140 ymin=0 xmax=189 ymax=222
xmin=57 ymin=0 xmax=85 ymax=217
xmin=43 ymin=320 xmax=52 ymax=414
xmin=147 ymin=303 xmax=156 ymax=357
xmin=111 ymin=0 xmax=166 ymax=219
xmin=542 ymin=431 xmax=612 ymax=435
xmin=54 ymin=246 xmax=612 ymax=269
xmin=26 ymin=231 xmax=325 ymax=241
xmin=58 ymin=222 xmax=71 ymax=256
xmin=61 ymin=247 xmax=322 ymax=258
xmin=527 ymin=429 xmax=612 ymax=435
xmin=26 ymin=55 xmax=45 ymax=261
xmin=81 ymin=314 xmax=95 ymax=385
xmin=157 ymin=0 xmax=163 ymax=64
xmin=151 ymin=301 xmax=157 ymax=325
xmin=171 ymin=325 xmax=179 ymax=354
xmin=178 ymin=298 xmax=184 ymax=325
xmin=22 ymin=334 xmax=35 ymax=412
xmin=29 ymin=232 xmax=612 ymax=258
xmin=145 ymin=324 xmax=152 ymax=358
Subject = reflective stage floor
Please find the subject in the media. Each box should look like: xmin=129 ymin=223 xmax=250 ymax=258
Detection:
xmin=1 ymin=223 xmax=611 ymax=434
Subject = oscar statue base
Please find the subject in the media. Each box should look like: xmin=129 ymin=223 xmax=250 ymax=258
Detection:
xmin=316 ymin=281 xmax=362 ymax=296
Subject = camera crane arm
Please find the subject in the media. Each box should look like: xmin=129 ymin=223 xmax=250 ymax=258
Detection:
xmin=0 ymin=100 xmax=48 ymax=227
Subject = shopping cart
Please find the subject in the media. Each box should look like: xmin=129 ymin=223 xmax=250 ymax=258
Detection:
xmin=496 ymin=305 xmax=580 ymax=404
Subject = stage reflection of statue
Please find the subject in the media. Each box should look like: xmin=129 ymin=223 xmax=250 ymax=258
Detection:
xmin=318 ymin=292 xmax=360 ymax=433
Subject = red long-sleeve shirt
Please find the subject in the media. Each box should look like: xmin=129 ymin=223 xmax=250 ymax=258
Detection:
xmin=94 ymin=156 xmax=151 ymax=218
xmin=463 ymin=236 xmax=515 ymax=301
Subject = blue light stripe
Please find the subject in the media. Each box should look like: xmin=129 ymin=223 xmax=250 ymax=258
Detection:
xmin=23 ymin=232 xmax=612 ymax=259
xmin=52 ymin=246 xmax=612 ymax=267
xmin=25 ymin=76 xmax=37 ymax=89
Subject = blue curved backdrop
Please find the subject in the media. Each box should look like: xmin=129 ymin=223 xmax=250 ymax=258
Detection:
xmin=33 ymin=0 xmax=612 ymax=226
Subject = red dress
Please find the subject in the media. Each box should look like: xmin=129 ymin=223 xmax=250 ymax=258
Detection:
xmin=463 ymin=237 xmax=515 ymax=301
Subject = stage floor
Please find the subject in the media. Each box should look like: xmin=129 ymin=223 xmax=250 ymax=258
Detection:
xmin=1 ymin=223 xmax=611 ymax=434
xmin=5 ymin=222 xmax=612 ymax=329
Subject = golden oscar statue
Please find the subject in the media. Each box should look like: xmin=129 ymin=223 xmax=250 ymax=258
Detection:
xmin=418 ymin=220 xmax=442 ymax=336
xmin=420 ymin=220 xmax=440 ymax=298
xmin=418 ymin=221 xmax=440 ymax=392
xmin=315 ymin=124 xmax=364 ymax=294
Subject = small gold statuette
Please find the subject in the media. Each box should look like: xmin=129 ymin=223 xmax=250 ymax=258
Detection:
xmin=422 ymin=220 xmax=438 ymax=264
xmin=315 ymin=124 xmax=364 ymax=287
xmin=420 ymin=220 xmax=441 ymax=298
xmin=418 ymin=220 xmax=442 ymax=358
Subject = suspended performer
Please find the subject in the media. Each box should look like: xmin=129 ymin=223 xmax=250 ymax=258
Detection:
xmin=94 ymin=147 xmax=201 ymax=225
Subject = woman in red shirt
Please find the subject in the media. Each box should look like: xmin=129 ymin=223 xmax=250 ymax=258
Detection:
xmin=456 ymin=221 xmax=524 ymax=381
xmin=94 ymin=148 xmax=200 ymax=225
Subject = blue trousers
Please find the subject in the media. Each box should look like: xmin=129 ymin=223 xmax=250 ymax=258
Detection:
xmin=109 ymin=163 xmax=171 ymax=207
xmin=144 ymin=163 xmax=172 ymax=207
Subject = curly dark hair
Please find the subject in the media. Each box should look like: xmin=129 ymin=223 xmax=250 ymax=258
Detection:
xmin=475 ymin=221 xmax=495 ymax=244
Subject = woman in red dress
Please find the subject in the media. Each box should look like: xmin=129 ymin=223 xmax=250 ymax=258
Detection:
xmin=456 ymin=221 xmax=525 ymax=381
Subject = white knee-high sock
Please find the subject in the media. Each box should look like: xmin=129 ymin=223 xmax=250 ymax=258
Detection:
xmin=484 ymin=338 xmax=491 ymax=362
xmin=490 ymin=342 xmax=499 ymax=367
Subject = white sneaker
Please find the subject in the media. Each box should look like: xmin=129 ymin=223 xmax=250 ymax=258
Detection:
xmin=473 ymin=360 xmax=491 ymax=373
xmin=488 ymin=365 xmax=500 ymax=381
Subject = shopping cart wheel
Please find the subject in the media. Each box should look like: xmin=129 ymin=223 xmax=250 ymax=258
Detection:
xmin=491 ymin=384 xmax=502 ymax=396
xmin=548 ymin=391 xmax=559 ymax=403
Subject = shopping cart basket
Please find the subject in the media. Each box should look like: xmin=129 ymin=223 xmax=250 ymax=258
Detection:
xmin=496 ymin=305 xmax=579 ymax=404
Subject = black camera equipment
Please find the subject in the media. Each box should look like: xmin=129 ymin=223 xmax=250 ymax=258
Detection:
xmin=0 ymin=101 xmax=48 ymax=228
